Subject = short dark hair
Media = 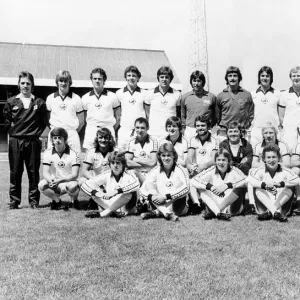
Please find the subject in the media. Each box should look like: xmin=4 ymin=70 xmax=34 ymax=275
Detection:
xmin=18 ymin=71 xmax=34 ymax=92
xmin=134 ymin=117 xmax=149 ymax=129
xmin=157 ymin=66 xmax=174 ymax=82
xmin=194 ymin=114 xmax=211 ymax=129
xmin=124 ymin=65 xmax=141 ymax=79
xmin=258 ymin=66 xmax=273 ymax=85
xmin=190 ymin=70 xmax=206 ymax=87
xmin=225 ymin=66 xmax=242 ymax=84
xmin=94 ymin=127 xmax=115 ymax=152
xmin=226 ymin=121 xmax=243 ymax=138
xmin=90 ymin=68 xmax=107 ymax=82
xmin=50 ymin=127 xmax=68 ymax=141
xmin=165 ymin=116 xmax=182 ymax=132
xmin=262 ymin=143 xmax=281 ymax=161
xmin=215 ymin=148 xmax=232 ymax=163
xmin=157 ymin=143 xmax=178 ymax=170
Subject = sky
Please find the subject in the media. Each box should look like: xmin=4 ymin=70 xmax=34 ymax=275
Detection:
xmin=1 ymin=0 xmax=300 ymax=93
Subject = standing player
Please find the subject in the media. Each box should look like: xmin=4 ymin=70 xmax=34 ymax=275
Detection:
xmin=82 ymin=151 xmax=140 ymax=218
xmin=250 ymin=66 xmax=281 ymax=147
xmin=46 ymin=70 xmax=84 ymax=153
xmin=116 ymin=66 xmax=147 ymax=149
xmin=159 ymin=116 xmax=189 ymax=167
xmin=186 ymin=115 xmax=218 ymax=176
xmin=125 ymin=117 xmax=158 ymax=184
xmin=181 ymin=70 xmax=216 ymax=139
xmin=81 ymin=68 xmax=121 ymax=150
xmin=3 ymin=71 xmax=47 ymax=209
xmin=190 ymin=148 xmax=246 ymax=220
xmin=145 ymin=66 xmax=181 ymax=142
xmin=248 ymin=144 xmax=300 ymax=222
xmin=279 ymin=66 xmax=300 ymax=152
xmin=38 ymin=128 xmax=80 ymax=210
xmin=140 ymin=143 xmax=189 ymax=222
xmin=215 ymin=66 xmax=254 ymax=141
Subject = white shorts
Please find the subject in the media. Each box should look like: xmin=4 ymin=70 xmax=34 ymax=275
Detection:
xmin=83 ymin=125 xmax=115 ymax=150
xmin=48 ymin=129 xmax=81 ymax=154
xmin=281 ymin=126 xmax=298 ymax=153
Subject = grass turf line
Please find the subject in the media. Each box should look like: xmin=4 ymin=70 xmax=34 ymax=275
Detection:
xmin=1 ymin=161 xmax=300 ymax=299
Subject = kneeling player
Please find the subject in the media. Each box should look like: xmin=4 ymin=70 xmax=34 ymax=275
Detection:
xmin=38 ymin=127 xmax=80 ymax=210
xmin=140 ymin=143 xmax=189 ymax=222
xmin=248 ymin=144 xmax=300 ymax=222
xmin=82 ymin=151 xmax=140 ymax=218
xmin=190 ymin=148 xmax=246 ymax=221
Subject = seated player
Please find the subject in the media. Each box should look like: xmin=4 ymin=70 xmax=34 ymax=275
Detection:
xmin=252 ymin=123 xmax=290 ymax=168
xmin=249 ymin=123 xmax=290 ymax=212
xmin=140 ymin=143 xmax=189 ymax=222
xmin=186 ymin=115 xmax=218 ymax=177
xmin=248 ymin=144 xmax=300 ymax=222
xmin=159 ymin=116 xmax=189 ymax=167
xmin=78 ymin=127 xmax=116 ymax=209
xmin=190 ymin=148 xmax=246 ymax=221
xmin=38 ymin=127 xmax=80 ymax=210
xmin=125 ymin=117 xmax=158 ymax=184
xmin=219 ymin=121 xmax=253 ymax=175
xmin=82 ymin=151 xmax=140 ymax=218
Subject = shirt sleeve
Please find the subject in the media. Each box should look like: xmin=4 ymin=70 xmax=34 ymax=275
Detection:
xmin=245 ymin=92 xmax=254 ymax=129
xmin=46 ymin=95 xmax=52 ymax=112
xmin=42 ymin=150 xmax=52 ymax=166
xmin=81 ymin=95 xmax=88 ymax=111
xmin=71 ymin=151 xmax=81 ymax=166
xmin=112 ymin=93 xmax=121 ymax=109
xmin=81 ymin=173 xmax=107 ymax=196
xmin=176 ymin=91 xmax=182 ymax=107
xmin=181 ymin=94 xmax=187 ymax=128
xmin=3 ymin=101 xmax=12 ymax=132
xmin=116 ymin=171 xmax=140 ymax=194
xmin=83 ymin=148 xmax=94 ymax=165
xmin=144 ymin=89 xmax=152 ymax=105
xmin=190 ymin=167 xmax=214 ymax=190
xmin=75 ymin=95 xmax=83 ymax=113
xmin=140 ymin=167 xmax=159 ymax=199
xmin=279 ymin=91 xmax=287 ymax=108
xmin=166 ymin=166 xmax=189 ymax=202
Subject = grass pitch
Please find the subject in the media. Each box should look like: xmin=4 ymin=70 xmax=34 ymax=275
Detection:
xmin=1 ymin=161 xmax=300 ymax=300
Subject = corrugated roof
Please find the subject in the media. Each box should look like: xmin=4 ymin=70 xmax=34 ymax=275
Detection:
xmin=0 ymin=42 xmax=181 ymax=89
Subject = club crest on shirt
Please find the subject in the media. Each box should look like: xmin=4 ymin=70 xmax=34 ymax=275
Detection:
xmin=161 ymin=98 xmax=168 ymax=105
xmin=139 ymin=151 xmax=146 ymax=158
xmin=129 ymin=98 xmax=136 ymax=104
xmin=95 ymin=102 xmax=102 ymax=108
xmin=60 ymin=103 xmax=67 ymax=110
xmin=33 ymin=104 xmax=38 ymax=110
xmin=199 ymin=148 xmax=206 ymax=155
xmin=203 ymin=99 xmax=211 ymax=105
xmin=261 ymin=97 xmax=268 ymax=103
xmin=102 ymin=160 xmax=108 ymax=166
xmin=12 ymin=106 xmax=19 ymax=111
xmin=166 ymin=181 xmax=173 ymax=188
xmin=58 ymin=161 xmax=65 ymax=168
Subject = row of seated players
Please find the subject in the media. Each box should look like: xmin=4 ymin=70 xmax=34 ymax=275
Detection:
xmin=38 ymin=116 xmax=300 ymax=222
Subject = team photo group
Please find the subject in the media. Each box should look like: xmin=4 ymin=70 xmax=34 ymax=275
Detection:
xmin=4 ymin=64 xmax=300 ymax=223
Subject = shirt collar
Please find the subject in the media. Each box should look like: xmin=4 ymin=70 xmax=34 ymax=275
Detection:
xmin=195 ymin=131 xmax=211 ymax=143
xmin=165 ymin=133 xmax=183 ymax=144
xmin=134 ymin=134 xmax=150 ymax=145
xmin=154 ymin=86 xmax=174 ymax=94
xmin=16 ymin=93 xmax=35 ymax=100
xmin=191 ymin=89 xmax=208 ymax=96
xmin=52 ymin=144 xmax=70 ymax=155
xmin=256 ymin=86 xmax=274 ymax=94
xmin=223 ymin=86 xmax=244 ymax=92
xmin=215 ymin=165 xmax=232 ymax=176
xmin=265 ymin=163 xmax=282 ymax=174
xmin=89 ymin=89 xmax=108 ymax=97
xmin=124 ymin=86 xmax=141 ymax=93
xmin=54 ymin=90 xmax=73 ymax=99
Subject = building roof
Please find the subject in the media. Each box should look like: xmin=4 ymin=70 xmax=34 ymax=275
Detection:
xmin=0 ymin=42 xmax=181 ymax=89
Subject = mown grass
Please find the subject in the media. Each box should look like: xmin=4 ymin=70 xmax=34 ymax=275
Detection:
xmin=1 ymin=161 xmax=300 ymax=300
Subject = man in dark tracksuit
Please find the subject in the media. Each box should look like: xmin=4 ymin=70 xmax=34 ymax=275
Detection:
xmin=3 ymin=71 xmax=47 ymax=209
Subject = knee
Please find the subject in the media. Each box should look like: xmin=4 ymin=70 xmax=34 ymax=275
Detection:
xmin=38 ymin=179 xmax=49 ymax=192
xmin=66 ymin=181 xmax=79 ymax=193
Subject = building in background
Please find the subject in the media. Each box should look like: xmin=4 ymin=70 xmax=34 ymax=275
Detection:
xmin=0 ymin=42 xmax=181 ymax=151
